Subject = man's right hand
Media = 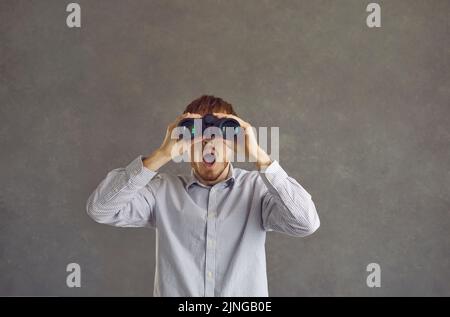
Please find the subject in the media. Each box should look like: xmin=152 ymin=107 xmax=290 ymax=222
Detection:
xmin=143 ymin=112 xmax=202 ymax=171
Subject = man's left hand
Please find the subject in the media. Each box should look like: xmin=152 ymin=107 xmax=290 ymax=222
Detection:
xmin=213 ymin=112 xmax=272 ymax=170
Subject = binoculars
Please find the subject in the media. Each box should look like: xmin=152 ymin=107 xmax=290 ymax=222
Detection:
xmin=177 ymin=114 xmax=241 ymax=139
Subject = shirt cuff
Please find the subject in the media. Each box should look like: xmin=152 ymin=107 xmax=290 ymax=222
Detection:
xmin=125 ymin=155 xmax=158 ymax=187
xmin=260 ymin=160 xmax=312 ymax=200
xmin=261 ymin=160 xmax=288 ymax=186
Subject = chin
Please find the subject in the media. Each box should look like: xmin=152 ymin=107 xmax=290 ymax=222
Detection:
xmin=194 ymin=162 xmax=227 ymax=181
xmin=198 ymin=167 xmax=221 ymax=181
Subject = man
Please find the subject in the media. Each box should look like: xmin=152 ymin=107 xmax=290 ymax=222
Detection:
xmin=86 ymin=95 xmax=320 ymax=296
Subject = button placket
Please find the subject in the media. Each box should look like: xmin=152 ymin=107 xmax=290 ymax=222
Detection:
xmin=204 ymin=187 xmax=217 ymax=296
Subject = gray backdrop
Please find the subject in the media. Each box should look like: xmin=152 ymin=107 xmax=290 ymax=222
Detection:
xmin=1 ymin=0 xmax=449 ymax=296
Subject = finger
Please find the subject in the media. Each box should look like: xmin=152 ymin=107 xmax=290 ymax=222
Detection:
xmin=182 ymin=112 xmax=202 ymax=119
xmin=223 ymin=139 xmax=237 ymax=151
xmin=170 ymin=114 xmax=185 ymax=127
xmin=212 ymin=112 xmax=230 ymax=118
xmin=179 ymin=135 xmax=203 ymax=150
xmin=177 ymin=112 xmax=192 ymax=121
xmin=191 ymin=135 xmax=204 ymax=145
xmin=177 ymin=112 xmax=201 ymax=121
xmin=213 ymin=112 xmax=248 ymax=126
xmin=213 ymin=112 xmax=239 ymax=120
xmin=223 ymin=140 xmax=233 ymax=150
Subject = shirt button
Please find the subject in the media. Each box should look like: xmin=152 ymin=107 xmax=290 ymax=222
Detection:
xmin=208 ymin=271 xmax=213 ymax=278
xmin=208 ymin=212 xmax=216 ymax=218
xmin=208 ymin=239 xmax=215 ymax=247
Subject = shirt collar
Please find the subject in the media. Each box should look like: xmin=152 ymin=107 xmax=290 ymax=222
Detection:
xmin=185 ymin=163 xmax=236 ymax=190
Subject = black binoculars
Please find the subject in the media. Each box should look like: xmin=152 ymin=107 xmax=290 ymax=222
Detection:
xmin=177 ymin=114 xmax=241 ymax=139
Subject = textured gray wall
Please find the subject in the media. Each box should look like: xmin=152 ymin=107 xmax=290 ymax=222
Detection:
xmin=1 ymin=0 xmax=449 ymax=296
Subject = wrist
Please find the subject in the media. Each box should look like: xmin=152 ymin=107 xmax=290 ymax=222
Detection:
xmin=255 ymin=148 xmax=272 ymax=170
xmin=157 ymin=145 xmax=172 ymax=158
xmin=143 ymin=149 xmax=171 ymax=171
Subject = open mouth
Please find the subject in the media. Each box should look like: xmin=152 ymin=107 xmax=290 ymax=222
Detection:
xmin=202 ymin=153 xmax=216 ymax=167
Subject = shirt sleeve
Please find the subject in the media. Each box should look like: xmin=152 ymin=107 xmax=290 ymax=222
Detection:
xmin=259 ymin=160 xmax=320 ymax=237
xmin=86 ymin=155 xmax=159 ymax=228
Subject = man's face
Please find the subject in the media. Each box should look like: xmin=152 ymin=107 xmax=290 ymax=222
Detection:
xmin=189 ymin=113 xmax=232 ymax=183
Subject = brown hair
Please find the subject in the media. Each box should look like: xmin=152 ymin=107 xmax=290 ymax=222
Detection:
xmin=183 ymin=95 xmax=237 ymax=116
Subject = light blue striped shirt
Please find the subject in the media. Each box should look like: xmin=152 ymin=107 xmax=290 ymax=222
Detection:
xmin=86 ymin=156 xmax=320 ymax=296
